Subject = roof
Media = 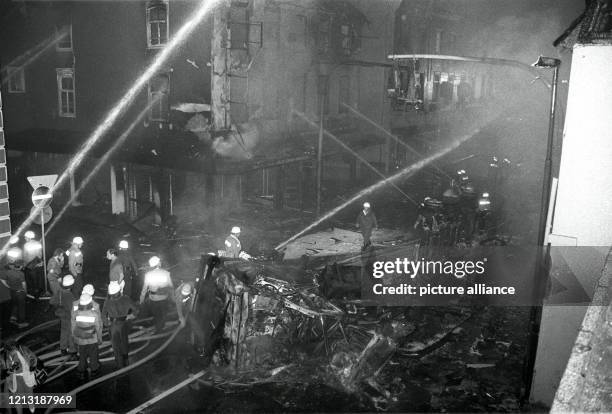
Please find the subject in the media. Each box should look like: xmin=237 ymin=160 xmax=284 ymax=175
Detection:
xmin=554 ymin=0 xmax=612 ymax=48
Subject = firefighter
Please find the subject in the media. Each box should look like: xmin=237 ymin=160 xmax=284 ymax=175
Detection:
xmin=223 ymin=227 xmax=252 ymax=260
xmin=117 ymin=240 xmax=138 ymax=300
xmin=75 ymin=284 xmax=100 ymax=312
xmin=475 ymin=192 xmax=492 ymax=235
xmin=72 ymin=293 xmax=103 ymax=379
xmin=47 ymin=248 xmax=65 ymax=296
xmin=68 ymin=236 xmax=84 ymax=295
xmin=23 ymin=230 xmax=43 ymax=297
xmin=6 ymin=254 xmax=29 ymax=329
xmin=50 ymin=275 xmax=77 ymax=355
xmin=102 ymin=281 xmax=138 ymax=368
xmin=355 ymin=202 xmax=378 ymax=247
xmin=140 ymin=256 xmax=173 ymax=333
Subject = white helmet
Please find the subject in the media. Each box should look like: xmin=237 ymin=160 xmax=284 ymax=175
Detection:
xmin=24 ymin=230 xmax=35 ymax=240
xmin=108 ymin=281 xmax=122 ymax=295
xmin=83 ymin=284 xmax=95 ymax=296
xmin=363 ymin=202 xmax=371 ymax=209
xmin=72 ymin=236 xmax=83 ymax=245
xmin=118 ymin=240 xmax=129 ymax=250
xmin=79 ymin=293 xmax=92 ymax=306
xmin=231 ymin=226 xmax=241 ymax=235
xmin=9 ymin=235 xmax=19 ymax=245
xmin=62 ymin=275 xmax=75 ymax=287
xmin=148 ymin=256 xmax=161 ymax=267
xmin=7 ymin=247 xmax=22 ymax=261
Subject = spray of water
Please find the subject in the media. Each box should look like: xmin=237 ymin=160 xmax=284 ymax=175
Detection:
xmin=341 ymin=103 xmax=452 ymax=180
xmin=292 ymin=109 xmax=417 ymax=205
xmin=2 ymin=0 xmax=221 ymax=257
xmin=45 ymin=101 xmax=157 ymax=235
xmin=274 ymin=128 xmax=481 ymax=251
xmin=1 ymin=27 xmax=69 ymax=87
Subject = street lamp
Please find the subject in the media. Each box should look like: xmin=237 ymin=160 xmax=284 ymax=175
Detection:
xmin=522 ymin=55 xmax=561 ymax=404
xmin=532 ymin=55 xmax=561 ymax=253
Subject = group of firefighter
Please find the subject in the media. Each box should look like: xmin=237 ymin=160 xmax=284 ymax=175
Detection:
xmin=412 ymin=170 xmax=493 ymax=250
xmin=355 ymin=169 xmax=494 ymax=252
xmin=0 ymin=225 xmax=250 ymax=387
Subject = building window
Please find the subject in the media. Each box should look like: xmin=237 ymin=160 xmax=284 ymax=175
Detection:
xmin=56 ymin=24 xmax=73 ymax=51
xmin=317 ymin=14 xmax=332 ymax=55
xmin=148 ymin=74 xmax=169 ymax=122
xmin=7 ymin=67 xmax=25 ymax=93
xmin=434 ymin=30 xmax=442 ymax=54
xmin=338 ymin=75 xmax=349 ymax=113
xmin=147 ymin=1 xmax=168 ymax=49
xmin=338 ymin=21 xmax=361 ymax=56
xmin=56 ymin=68 xmax=76 ymax=117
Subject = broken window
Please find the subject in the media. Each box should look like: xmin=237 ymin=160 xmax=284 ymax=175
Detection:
xmin=148 ymin=74 xmax=170 ymax=122
xmin=56 ymin=24 xmax=73 ymax=51
xmin=7 ymin=66 xmax=25 ymax=93
xmin=147 ymin=1 xmax=168 ymax=49
xmin=56 ymin=68 xmax=75 ymax=117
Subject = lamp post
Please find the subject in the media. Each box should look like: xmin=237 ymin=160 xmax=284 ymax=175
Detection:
xmin=522 ymin=55 xmax=561 ymax=403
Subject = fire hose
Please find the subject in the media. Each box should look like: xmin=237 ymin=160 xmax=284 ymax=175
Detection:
xmin=44 ymin=323 xmax=184 ymax=414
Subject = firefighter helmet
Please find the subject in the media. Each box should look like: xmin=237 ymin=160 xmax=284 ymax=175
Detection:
xmin=62 ymin=275 xmax=75 ymax=287
xmin=148 ymin=256 xmax=161 ymax=267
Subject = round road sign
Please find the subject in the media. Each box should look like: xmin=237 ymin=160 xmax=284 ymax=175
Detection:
xmin=32 ymin=186 xmax=53 ymax=207
xmin=31 ymin=206 xmax=53 ymax=225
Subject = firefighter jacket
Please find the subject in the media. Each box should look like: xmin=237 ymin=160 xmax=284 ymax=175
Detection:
xmin=71 ymin=302 xmax=103 ymax=345
xmin=224 ymin=235 xmax=242 ymax=259
xmin=102 ymin=294 xmax=138 ymax=326
xmin=68 ymin=245 xmax=83 ymax=276
xmin=50 ymin=287 xmax=76 ymax=319
xmin=140 ymin=268 xmax=173 ymax=303
xmin=73 ymin=298 xmax=99 ymax=314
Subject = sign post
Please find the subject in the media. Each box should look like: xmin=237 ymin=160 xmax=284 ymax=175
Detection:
xmin=27 ymin=174 xmax=57 ymax=295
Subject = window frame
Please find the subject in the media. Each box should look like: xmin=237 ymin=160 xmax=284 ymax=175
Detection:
xmin=146 ymin=1 xmax=169 ymax=49
xmin=148 ymin=74 xmax=170 ymax=122
xmin=7 ymin=66 xmax=26 ymax=94
xmin=56 ymin=68 xmax=76 ymax=118
xmin=55 ymin=24 xmax=73 ymax=52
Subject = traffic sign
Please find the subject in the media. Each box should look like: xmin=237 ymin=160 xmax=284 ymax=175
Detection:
xmin=32 ymin=206 xmax=53 ymax=225
xmin=27 ymin=174 xmax=58 ymax=190
xmin=32 ymin=186 xmax=53 ymax=207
